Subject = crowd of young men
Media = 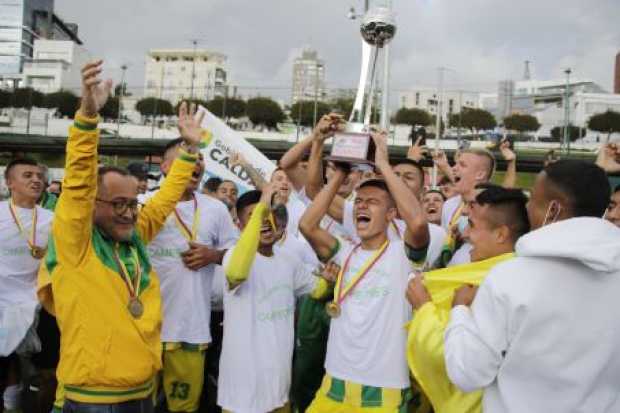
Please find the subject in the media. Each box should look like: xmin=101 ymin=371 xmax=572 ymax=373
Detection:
xmin=1 ymin=60 xmax=620 ymax=413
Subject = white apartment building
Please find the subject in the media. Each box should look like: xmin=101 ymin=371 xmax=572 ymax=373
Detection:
xmin=482 ymin=78 xmax=620 ymax=138
xmin=292 ymin=48 xmax=326 ymax=104
xmin=21 ymin=39 xmax=90 ymax=93
xmin=144 ymin=49 xmax=227 ymax=104
xmin=397 ymin=88 xmax=481 ymax=120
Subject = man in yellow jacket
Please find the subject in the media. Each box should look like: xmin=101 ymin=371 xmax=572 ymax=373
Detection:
xmin=406 ymin=184 xmax=530 ymax=413
xmin=37 ymin=60 xmax=205 ymax=413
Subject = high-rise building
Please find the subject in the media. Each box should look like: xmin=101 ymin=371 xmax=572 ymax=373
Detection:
xmin=497 ymin=80 xmax=515 ymax=120
xmin=0 ymin=0 xmax=81 ymax=86
xmin=614 ymin=52 xmax=620 ymax=94
xmin=22 ymin=39 xmax=90 ymax=93
xmin=144 ymin=49 xmax=227 ymax=104
xmin=292 ymin=49 xmax=326 ymax=104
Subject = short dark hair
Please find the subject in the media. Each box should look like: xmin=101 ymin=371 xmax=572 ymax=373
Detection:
xmin=393 ymin=158 xmax=425 ymax=181
xmin=475 ymin=184 xmax=530 ymax=241
xmin=204 ymin=177 xmax=223 ymax=193
xmin=424 ymin=188 xmax=446 ymax=201
xmin=236 ymin=190 xmax=262 ymax=215
xmin=4 ymin=158 xmax=39 ymax=180
xmin=97 ymin=166 xmax=130 ymax=191
xmin=357 ymin=179 xmax=395 ymax=206
xmin=163 ymin=137 xmax=184 ymax=158
xmin=544 ymin=160 xmax=610 ymax=218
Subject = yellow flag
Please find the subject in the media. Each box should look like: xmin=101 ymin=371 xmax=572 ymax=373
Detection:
xmin=407 ymin=253 xmax=514 ymax=413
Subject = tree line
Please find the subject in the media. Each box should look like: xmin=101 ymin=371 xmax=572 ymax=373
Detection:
xmin=393 ymin=106 xmax=620 ymax=141
xmin=2 ymin=86 xmax=620 ymax=138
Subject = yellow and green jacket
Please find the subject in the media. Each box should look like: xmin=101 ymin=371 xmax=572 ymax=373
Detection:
xmin=406 ymin=253 xmax=513 ymax=413
xmin=37 ymin=112 xmax=198 ymax=404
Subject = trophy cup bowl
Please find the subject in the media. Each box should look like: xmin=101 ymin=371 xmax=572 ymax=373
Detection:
xmin=360 ymin=7 xmax=396 ymax=47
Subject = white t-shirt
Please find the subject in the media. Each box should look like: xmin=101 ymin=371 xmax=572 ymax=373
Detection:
xmin=274 ymin=230 xmax=319 ymax=268
xmin=325 ymin=239 xmax=412 ymax=389
xmin=440 ymin=195 xmax=472 ymax=267
xmin=285 ymin=196 xmax=307 ymax=238
xmin=218 ymin=249 xmax=318 ymax=413
xmin=0 ymin=201 xmax=53 ymax=355
xmin=294 ymin=187 xmax=351 ymax=241
xmin=148 ymin=193 xmax=237 ymax=344
xmin=342 ymin=200 xmax=446 ymax=269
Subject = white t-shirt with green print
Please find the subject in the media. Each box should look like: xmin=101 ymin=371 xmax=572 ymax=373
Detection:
xmin=325 ymin=238 xmax=413 ymax=389
xmin=0 ymin=201 xmax=53 ymax=355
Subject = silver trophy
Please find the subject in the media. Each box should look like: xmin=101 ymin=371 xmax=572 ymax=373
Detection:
xmin=329 ymin=7 xmax=396 ymax=164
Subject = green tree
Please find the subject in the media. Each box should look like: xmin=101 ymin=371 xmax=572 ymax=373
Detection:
xmin=42 ymin=90 xmax=80 ymax=118
xmin=393 ymin=107 xmax=432 ymax=127
xmin=290 ymin=100 xmax=332 ymax=127
xmin=246 ymin=97 xmax=285 ymax=129
xmin=453 ymin=108 xmax=497 ymax=138
xmin=503 ymin=113 xmax=540 ymax=137
xmin=205 ymin=96 xmax=247 ymax=118
xmin=588 ymin=110 xmax=620 ymax=141
xmin=0 ymin=89 xmax=11 ymax=108
xmin=329 ymin=97 xmax=354 ymax=119
xmin=136 ymin=97 xmax=174 ymax=119
xmin=12 ymin=88 xmax=45 ymax=108
xmin=101 ymin=96 xmax=120 ymax=120
xmin=550 ymin=124 xmax=586 ymax=142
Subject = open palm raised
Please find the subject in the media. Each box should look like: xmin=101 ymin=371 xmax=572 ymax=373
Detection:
xmin=177 ymin=102 xmax=206 ymax=148
xmin=79 ymin=60 xmax=113 ymax=118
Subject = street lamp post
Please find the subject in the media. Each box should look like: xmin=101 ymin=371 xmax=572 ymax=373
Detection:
xmin=563 ymin=68 xmax=572 ymax=155
xmin=116 ymin=64 xmax=128 ymax=138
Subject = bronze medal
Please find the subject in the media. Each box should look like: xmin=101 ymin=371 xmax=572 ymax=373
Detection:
xmin=325 ymin=301 xmax=341 ymax=318
xmin=128 ymin=297 xmax=144 ymax=319
xmin=31 ymin=246 xmax=46 ymax=259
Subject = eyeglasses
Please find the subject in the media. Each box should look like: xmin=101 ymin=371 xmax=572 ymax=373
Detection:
xmin=96 ymin=198 xmax=139 ymax=215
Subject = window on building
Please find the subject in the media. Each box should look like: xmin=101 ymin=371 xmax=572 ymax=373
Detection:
xmin=415 ymin=92 xmax=420 ymax=106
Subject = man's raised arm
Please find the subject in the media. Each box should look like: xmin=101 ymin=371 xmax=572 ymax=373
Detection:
xmin=137 ymin=103 xmax=203 ymax=244
xmin=299 ymin=167 xmax=346 ymax=262
xmin=372 ymin=132 xmax=430 ymax=253
xmin=51 ymin=60 xmax=112 ymax=265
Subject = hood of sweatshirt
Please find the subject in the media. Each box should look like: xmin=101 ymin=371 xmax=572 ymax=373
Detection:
xmin=516 ymin=217 xmax=620 ymax=273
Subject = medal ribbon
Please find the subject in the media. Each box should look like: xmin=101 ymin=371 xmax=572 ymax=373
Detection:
xmin=112 ymin=245 xmax=143 ymax=299
xmin=448 ymin=202 xmax=465 ymax=231
xmin=174 ymin=194 xmax=199 ymax=241
xmin=8 ymin=198 xmax=38 ymax=251
xmin=334 ymin=239 xmax=390 ymax=305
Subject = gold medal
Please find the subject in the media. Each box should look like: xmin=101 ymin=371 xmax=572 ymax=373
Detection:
xmin=325 ymin=301 xmax=341 ymax=318
xmin=30 ymin=246 xmax=46 ymax=259
xmin=128 ymin=297 xmax=144 ymax=319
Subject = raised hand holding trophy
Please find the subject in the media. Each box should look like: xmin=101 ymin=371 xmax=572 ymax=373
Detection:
xmin=328 ymin=7 xmax=396 ymax=165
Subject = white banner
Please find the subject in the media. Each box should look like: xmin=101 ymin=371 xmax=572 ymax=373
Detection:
xmin=197 ymin=106 xmax=275 ymax=193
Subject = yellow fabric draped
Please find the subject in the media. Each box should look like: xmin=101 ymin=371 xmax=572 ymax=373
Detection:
xmin=406 ymin=253 xmax=514 ymax=413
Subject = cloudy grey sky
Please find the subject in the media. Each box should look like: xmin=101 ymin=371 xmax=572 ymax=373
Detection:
xmin=56 ymin=0 xmax=619 ymax=102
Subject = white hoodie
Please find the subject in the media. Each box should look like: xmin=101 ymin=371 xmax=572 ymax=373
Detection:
xmin=444 ymin=217 xmax=620 ymax=413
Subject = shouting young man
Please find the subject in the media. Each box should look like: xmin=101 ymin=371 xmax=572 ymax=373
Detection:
xmin=300 ymin=132 xmax=430 ymax=412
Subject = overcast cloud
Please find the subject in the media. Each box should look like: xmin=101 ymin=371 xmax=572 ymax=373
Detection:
xmin=56 ymin=0 xmax=619 ymax=103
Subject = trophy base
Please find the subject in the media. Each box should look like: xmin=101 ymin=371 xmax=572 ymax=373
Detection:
xmin=327 ymin=131 xmax=376 ymax=165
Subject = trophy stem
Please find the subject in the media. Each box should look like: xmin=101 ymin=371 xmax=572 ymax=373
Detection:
xmin=363 ymin=46 xmax=380 ymax=127
xmin=350 ymin=41 xmax=372 ymax=124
